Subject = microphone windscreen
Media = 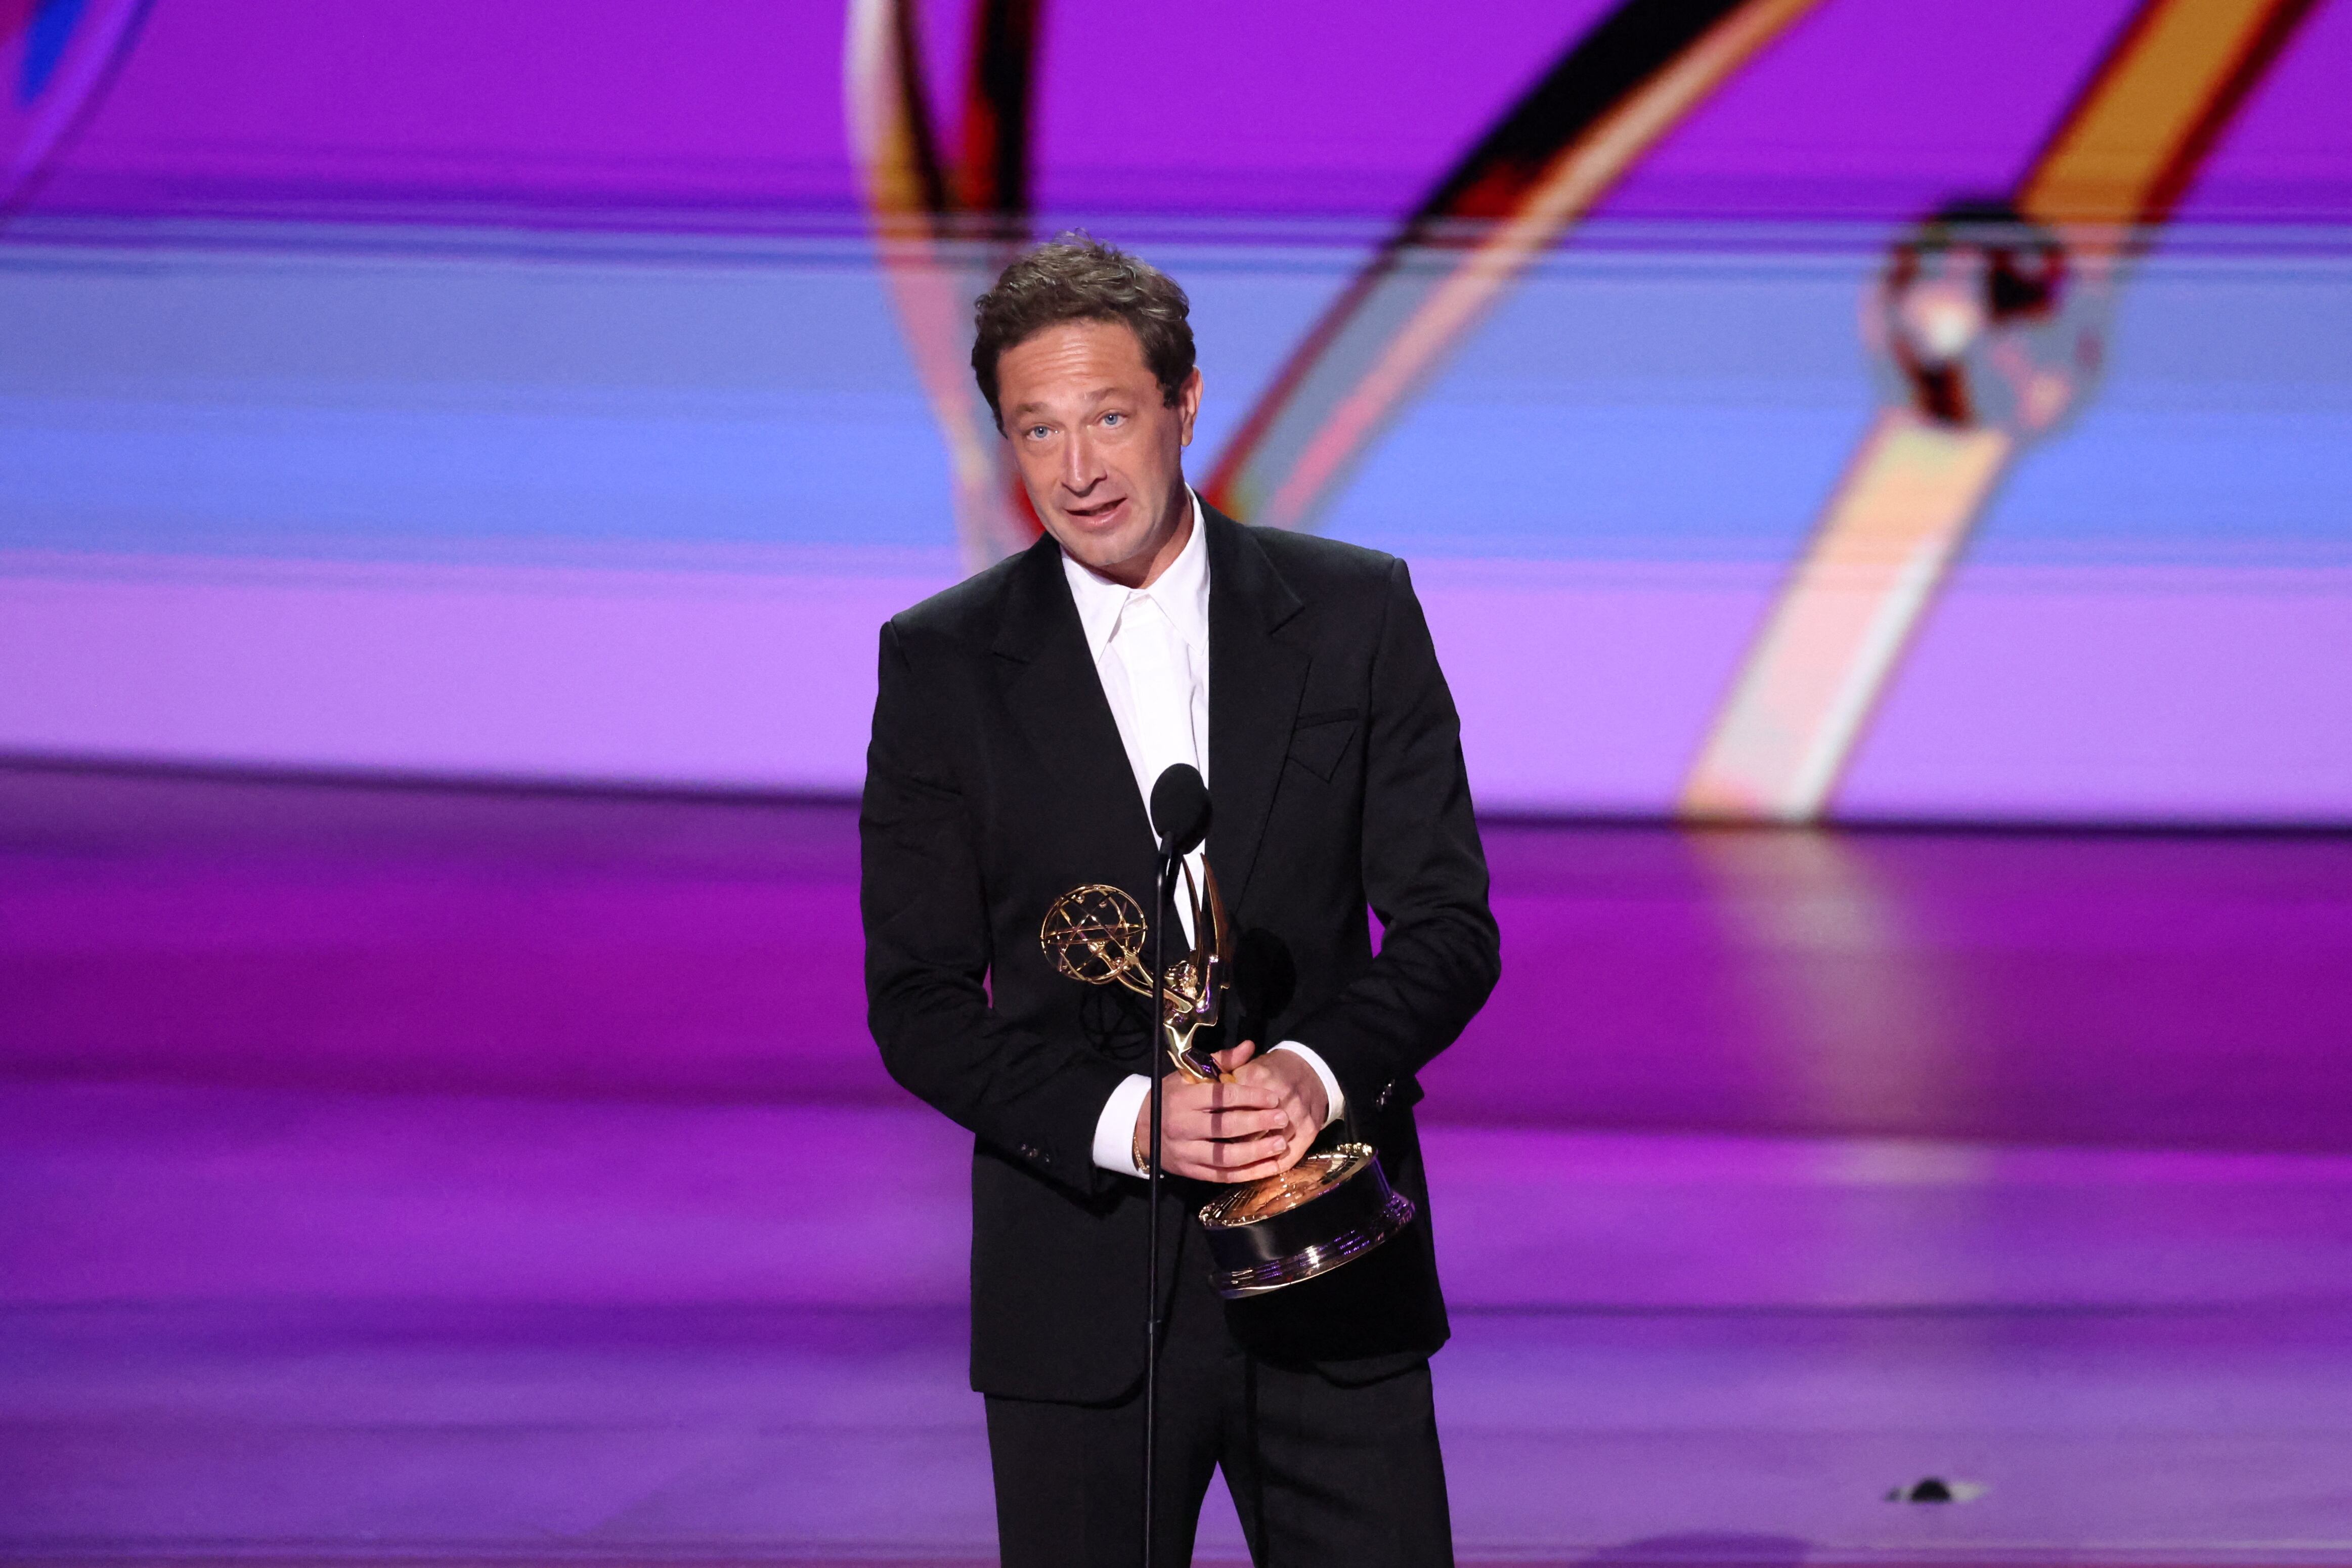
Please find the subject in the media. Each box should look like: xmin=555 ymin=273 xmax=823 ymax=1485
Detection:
xmin=1149 ymin=764 xmax=1211 ymax=859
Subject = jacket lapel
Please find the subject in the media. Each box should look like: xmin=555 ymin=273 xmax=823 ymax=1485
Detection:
xmin=1204 ymin=506 xmax=1309 ymax=916
xmin=991 ymin=536 xmax=1158 ymax=876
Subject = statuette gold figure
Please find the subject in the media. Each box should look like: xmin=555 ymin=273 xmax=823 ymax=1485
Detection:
xmin=1041 ymin=861 xmax=1414 ymax=1297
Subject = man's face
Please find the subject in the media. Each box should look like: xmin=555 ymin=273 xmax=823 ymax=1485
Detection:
xmin=995 ymin=318 xmax=1201 ymax=586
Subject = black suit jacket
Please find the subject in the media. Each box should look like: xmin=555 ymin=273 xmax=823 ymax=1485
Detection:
xmin=860 ymin=506 xmax=1499 ymax=1402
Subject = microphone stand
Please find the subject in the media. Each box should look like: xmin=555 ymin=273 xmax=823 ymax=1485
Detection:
xmin=1143 ymin=842 xmax=1175 ymax=1568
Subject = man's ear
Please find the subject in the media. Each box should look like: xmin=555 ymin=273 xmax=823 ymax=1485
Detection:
xmin=1175 ymin=367 xmax=1203 ymax=448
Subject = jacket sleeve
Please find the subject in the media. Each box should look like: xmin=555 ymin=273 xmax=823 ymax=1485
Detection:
xmin=859 ymin=619 xmax=1131 ymax=1196
xmin=1293 ymin=559 xmax=1500 ymax=1117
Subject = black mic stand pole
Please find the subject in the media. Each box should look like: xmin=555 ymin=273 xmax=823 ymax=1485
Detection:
xmin=1143 ymin=844 xmax=1174 ymax=1568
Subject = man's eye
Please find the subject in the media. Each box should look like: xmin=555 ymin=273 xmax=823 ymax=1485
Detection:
xmin=1025 ymin=425 xmax=1051 ymax=440
xmin=1101 ymin=412 xmax=1124 ymax=427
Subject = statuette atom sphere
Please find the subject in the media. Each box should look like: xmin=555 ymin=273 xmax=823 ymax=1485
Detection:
xmin=1039 ymin=884 xmax=1148 ymax=987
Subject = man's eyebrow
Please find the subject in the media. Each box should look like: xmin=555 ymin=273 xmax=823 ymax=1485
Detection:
xmin=1006 ymin=386 xmax=1124 ymax=421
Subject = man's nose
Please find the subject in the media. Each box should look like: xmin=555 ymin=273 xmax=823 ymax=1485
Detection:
xmin=1061 ymin=427 xmax=1103 ymax=491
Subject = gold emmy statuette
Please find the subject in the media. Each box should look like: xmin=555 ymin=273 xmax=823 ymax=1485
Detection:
xmin=1040 ymin=863 xmax=1415 ymax=1297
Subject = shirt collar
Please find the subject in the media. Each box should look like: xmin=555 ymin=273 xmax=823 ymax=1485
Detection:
xmin=1061 ymin=487 xmax=1210 ymax=662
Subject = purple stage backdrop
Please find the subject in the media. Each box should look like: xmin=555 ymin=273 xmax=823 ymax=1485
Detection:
xmin=3 ymin=0 xmax=2348 ymax=821
xmin=6 ymin=10 xmax=2352 ymax=1550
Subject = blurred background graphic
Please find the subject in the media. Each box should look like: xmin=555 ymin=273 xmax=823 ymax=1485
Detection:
xmin=4 ymin=2 xmax=2350 ymax=1562
xmin=4 ymin=0 xmax=2345 ymax=819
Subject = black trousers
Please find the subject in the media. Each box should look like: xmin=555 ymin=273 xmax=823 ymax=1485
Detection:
xmin=985 ymin=1223 xmax=1454 ymax=1567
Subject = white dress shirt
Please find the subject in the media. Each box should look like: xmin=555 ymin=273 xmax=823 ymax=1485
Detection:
xmin=1061 ymin=490 xmax=1345 ymax=1177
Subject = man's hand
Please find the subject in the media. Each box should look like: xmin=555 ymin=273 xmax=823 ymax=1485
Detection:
xmin=1135 ymin=1040 xmax=1331 ymax=1183
xmin=1228 ymin=1042 xmax=1331 ymax=1175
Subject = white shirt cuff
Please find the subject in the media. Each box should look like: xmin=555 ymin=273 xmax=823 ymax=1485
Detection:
xmin=1270 ymin=1041 xmax=1346 ymax=1127
xmin=1092 ymin=1073 xmax=1155 ymax=1177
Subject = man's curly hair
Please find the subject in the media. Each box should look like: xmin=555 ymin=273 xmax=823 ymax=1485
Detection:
xmin=971 ymin=234 xmax=1195 ymax=431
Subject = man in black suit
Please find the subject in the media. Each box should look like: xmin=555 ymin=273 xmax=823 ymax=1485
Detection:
xmin=861 ymin=236 xmax=1498 ymax=1566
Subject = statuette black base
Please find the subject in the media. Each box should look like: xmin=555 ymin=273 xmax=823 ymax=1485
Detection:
xmin=1197 ymin=1142 xmax=1416 ymax=1298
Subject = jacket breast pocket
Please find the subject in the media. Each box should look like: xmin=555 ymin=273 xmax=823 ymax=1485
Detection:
xmin=1287 ymin=708 xmax=1360 ymax=783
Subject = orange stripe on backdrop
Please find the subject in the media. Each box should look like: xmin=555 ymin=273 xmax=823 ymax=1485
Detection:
xmin=1208 ymin=0 xmax=1828 ymax=535
xmin=851 ymin=0 xmax=1823 ymax=568
xmin=1679 ymin=0 xmax=2321 ymax=825
xmin=2022 ymin=0 xmax=2325 ymax=230
xmin=1252 ymin=0 xmax=1828 ymax=536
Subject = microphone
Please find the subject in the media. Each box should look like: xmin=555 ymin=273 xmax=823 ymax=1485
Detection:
xmin=1149 ymin=764 xmax=1210 ymax=861
xmin=1139 ymin=759 xmax=1208 ymax=1568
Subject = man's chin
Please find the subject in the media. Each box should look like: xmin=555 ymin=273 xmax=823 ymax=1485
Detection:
xmin=1052 ymin=525 xmax=1147 ymax=577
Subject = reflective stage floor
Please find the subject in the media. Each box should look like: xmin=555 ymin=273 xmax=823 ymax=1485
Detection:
xmin=3 ymin=763 xmax=2349 ymax=1563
